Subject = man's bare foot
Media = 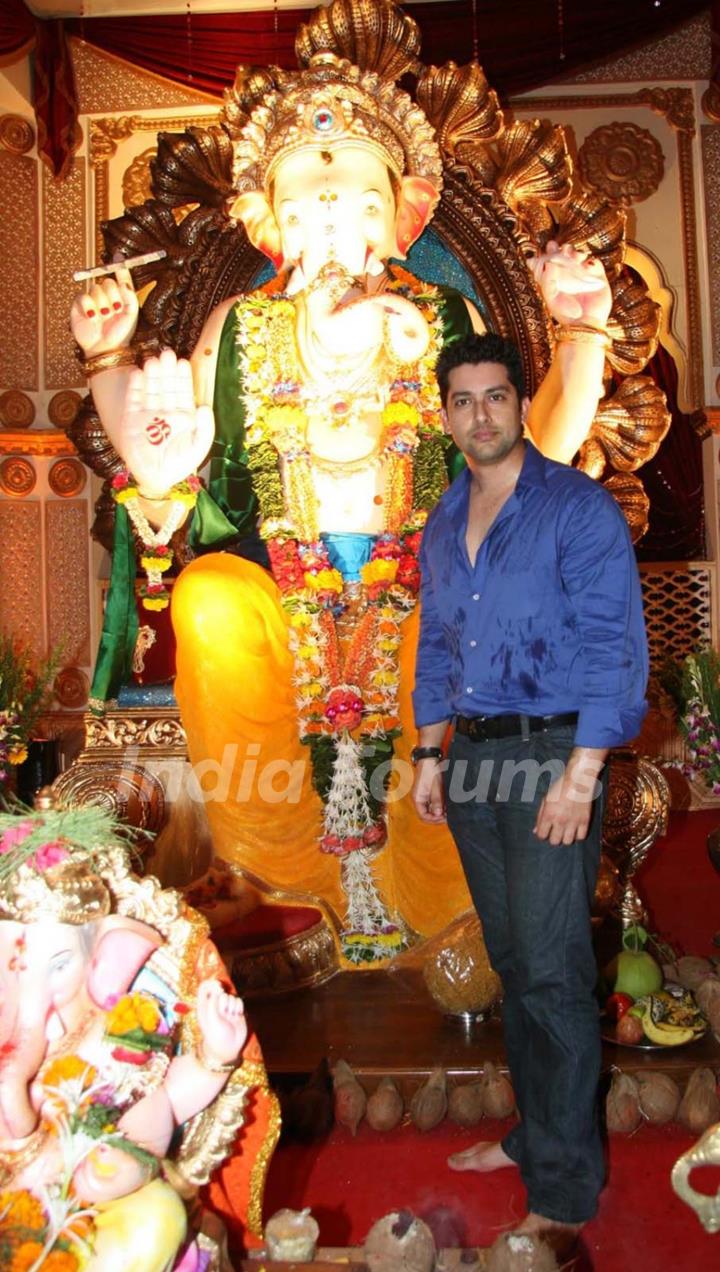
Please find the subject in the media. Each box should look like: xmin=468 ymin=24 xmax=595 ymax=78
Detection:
xmin=447 ymin=1141 xmax=516 ymax=1173
xmin=512 ymin=1212 xmax=583 ymax=1258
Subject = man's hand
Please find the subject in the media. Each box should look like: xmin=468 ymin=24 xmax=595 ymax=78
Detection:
xmin=534 ymin=747 xmax=607 ymax=846
xmin=412 ymin=757 xmax=447 ymax=824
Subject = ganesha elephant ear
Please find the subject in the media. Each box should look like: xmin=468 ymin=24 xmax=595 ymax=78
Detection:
xmin=394 ymin=176 xmax=440 ymax=259
xmin=87 ymin=919 xmax=163 ymax=1009
xmin=230 ymin=191 xmax=283 ymax=268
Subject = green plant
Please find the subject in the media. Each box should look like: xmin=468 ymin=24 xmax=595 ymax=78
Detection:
xmin=660 ymin=648 xmax=720 ymax=792
xmin=0 ymin=637 xmax=61 ymax=785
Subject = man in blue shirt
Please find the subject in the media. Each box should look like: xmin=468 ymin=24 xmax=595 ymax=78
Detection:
xmin=411 ymin=332 xmax=648 ymax=1249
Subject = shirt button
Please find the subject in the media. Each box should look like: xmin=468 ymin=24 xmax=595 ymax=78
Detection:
xmin=472 ymin=593 xmax=480 ymax=601
xmin=466 ymin=687 xmax=474 ymax=694
xmin=469 ymin=640 xmax=477 ymax=648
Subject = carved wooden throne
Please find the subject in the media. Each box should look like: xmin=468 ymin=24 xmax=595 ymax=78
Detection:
xmin=57 ymin=0 xmax=671 ymax=992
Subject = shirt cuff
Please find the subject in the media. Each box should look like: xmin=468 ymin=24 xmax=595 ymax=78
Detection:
xmin=412 ymin=688 xmax=452 ymax=729
xmin=575 ymin=701 xmax=648 ymax=749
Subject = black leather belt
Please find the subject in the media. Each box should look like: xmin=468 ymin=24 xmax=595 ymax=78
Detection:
xmin=455 ymin=711 xmax=578 ymax=742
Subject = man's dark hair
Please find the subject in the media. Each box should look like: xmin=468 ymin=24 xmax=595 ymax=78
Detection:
xmin=435 ymin=332 xmax=526 ymax=407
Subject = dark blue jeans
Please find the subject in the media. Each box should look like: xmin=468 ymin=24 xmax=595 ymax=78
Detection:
xmin=445 ymin=724 xmax=605 ymax=1224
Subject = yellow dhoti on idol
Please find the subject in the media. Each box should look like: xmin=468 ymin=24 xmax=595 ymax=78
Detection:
xmin=173 ymin=552 xmax=472 ymax=951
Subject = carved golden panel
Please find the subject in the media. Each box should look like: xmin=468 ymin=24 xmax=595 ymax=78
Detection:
xmin=0 ymin=390 xmax=35 ymax=428
xmin=0 ymin=502 xmax=43 ymax=653
xmin=122 ymin=146 xmax=156 ymax=208
xmin=45 ymin=499 xmax=91 ymax=666
xmin=0 ymin=429 xmax=75 ymax=457
xmin=0 ymin=153 xmax=38 ymax=389
xmin=82 ymin=708 xmax=188 ymax=759
xmin=71 ymin=38 xmax=218 ymax=115
xmin=43 ymin=158 xmax=86 ymax=390
xmin=48 ymin=390 xmax=82 ymax=428
xmin=0 ymin=114 xmax=35 ymax=155
xmin=567 ymin=12 xmax=709 ymax=84
xmin=578 ymin=122 xmax=664 ymax=204
xmin=701 ymin=125 xmax=720 ymax=366
xmin=0 ymin=456 xmax=36 ymax=497
xmin=49 ymin=457 xmax=87 ymax=498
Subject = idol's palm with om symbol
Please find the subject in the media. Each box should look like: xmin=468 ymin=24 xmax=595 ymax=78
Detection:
xmin=121 ymin=349 xmax=214 ymax=498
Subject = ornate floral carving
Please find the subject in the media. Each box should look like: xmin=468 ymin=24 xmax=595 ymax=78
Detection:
xmin=578 ymin=122 xmax=664 ymax=204
xmin=122 ymin=146 xmax=156 ymax=208
xmin=602 ymin=750 xmax=669 ymax=926
xmin=0 ymin=502 xmax=43 ymax=654
xmin=89 ymin=115 xmax=141 ymax=164
xmin=53 ymin=666 xmax=90 ymax=709
xmin=49 ymin=457 xmax=87 ymax=497
xmin=295 ymin=0 xmax=421 ymax=80
xmin=0 ymin=153 xmax=38 ymax=389
xmin=0 ymin=389 xmax=35 ymax=428
xmin=0 ymin=429 xmax=75 ymax=457
xmin=45 ymin=500 xmax=91 ymax=665
xmin=0 ymin=456 xmax=36 ymax=496
xmin=603 ymin=473 xmax=650 ymax=543
xmin=588 ymin=376 xmax=671 ymax=473
xmin=225 ymin=917 xmax=339 ymax=998
xmin=42 ymin=158 xmax=85 ymax=389
xmin=83 ymin=709 xmax=188 ymax=758
xmin=0 ymin=113 xmax=34 ymax=154
xmin=48 ymin=390 xmax=82 ymax=428
xmin=416 ymin=61 xmax=503 ymax=158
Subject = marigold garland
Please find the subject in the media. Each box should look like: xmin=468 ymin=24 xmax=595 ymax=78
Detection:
xmin=234 ymin=267 xmax=447 ymax=963
xmin=111 ymin=472 xmax=201 ymax=610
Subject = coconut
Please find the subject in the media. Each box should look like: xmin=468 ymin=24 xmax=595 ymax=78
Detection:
xmin=675 ymin=955 xmax=715 ymax=992
xmin=606 ymin=1071 xmax=641 ymax=1133
xmin=678 ymin=1067 xmax=720 ymax=1134
xmin=637 ymin=1072 xmax=681 ymax=1125
xmin=486 ymin=1232 xmax=560 ymax=1272
xmin=366 ymin=1077 xmax=404 ymax=1132
xmin=481 ymin=1061 xmax=515 ymax=1119
xmin=448 ymin=1081 xmax=485 ymax=1127
xmin=410 ymin=1067 xmax=447 ymax=1131
xmin=332 ymin=1059 xmax=367 ymax=1135
xmin=364 ymin=1210 xmax=436 ymax=1272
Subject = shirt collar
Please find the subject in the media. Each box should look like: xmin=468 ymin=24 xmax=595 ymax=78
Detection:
xmin=443 ymin=438 xmax=548 ymax=518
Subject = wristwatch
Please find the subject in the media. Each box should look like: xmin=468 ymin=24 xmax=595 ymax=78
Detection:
xmin=410 ymin=745 xmax=444 ymax=765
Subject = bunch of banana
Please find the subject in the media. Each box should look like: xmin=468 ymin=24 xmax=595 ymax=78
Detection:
xmin=631 ymin=990 xmax=707 ymax=1046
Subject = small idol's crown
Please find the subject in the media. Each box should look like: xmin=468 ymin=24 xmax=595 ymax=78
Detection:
xmin=0 ymin=803 xmax=133 ymax=925
xmin=225 ymin=53 xmax=443 ymax=196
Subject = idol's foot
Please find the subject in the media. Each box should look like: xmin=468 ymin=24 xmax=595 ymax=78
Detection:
xmin=511 ymin=1213 xmax=583 ymax=1259
xmin=447 ymin=1141 xmax=516 ymax=1173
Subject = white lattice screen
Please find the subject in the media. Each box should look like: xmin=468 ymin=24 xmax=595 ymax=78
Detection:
xmin=639 ymin=563 xmax=714 ymax=674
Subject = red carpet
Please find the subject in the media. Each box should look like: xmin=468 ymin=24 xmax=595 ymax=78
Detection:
xmin=263 ymin=1117 xmax=720 ymax=1270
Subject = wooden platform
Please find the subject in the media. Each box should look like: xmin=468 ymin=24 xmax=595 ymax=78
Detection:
xmin=248 ymin=968 xmax=720 ymax=1086
xmin=242 ymin=1249 xmax=488 ymax=1269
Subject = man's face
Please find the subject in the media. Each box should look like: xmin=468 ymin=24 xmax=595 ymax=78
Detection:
xmin=442 ymin=361 xmax=529 ymax=467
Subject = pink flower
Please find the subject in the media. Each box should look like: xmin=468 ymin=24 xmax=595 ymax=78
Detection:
xmin=0 ymin=819 xmax=34 ymax=854
xmin=31 ymin=841 xmax=69 ymax=871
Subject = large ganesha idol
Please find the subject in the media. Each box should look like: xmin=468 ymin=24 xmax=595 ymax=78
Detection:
xmin=71 ymin=0 xmax=665 ymax=966
xmin=0 ymin=801 xmax=278 ymax=1271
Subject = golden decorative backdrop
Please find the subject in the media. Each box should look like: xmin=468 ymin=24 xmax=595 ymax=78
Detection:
xmin=49 ymin=457 xmax=87 ymax=498
xmin=48 ymin=390 xmax=82 ymax=428
xmin=45 ymin=499 xmax=91 ymax=665
xmin=578 ymin=122 xmax=665 ymax=204
xmin=0 ymin=153 xmax=38 ymax=389
xmin=0 ymin=456 xmax=36 ymax=497
xmin=42 ymin=158 xmax=85 ymax=390
xmin=0 ymin=113 xmax=35 ymax=155
xmin=0 ymin=389 xmax=35 ymax=428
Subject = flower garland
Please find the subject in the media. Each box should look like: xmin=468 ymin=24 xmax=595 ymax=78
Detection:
xmin=236 ymin=267 xmax=448 ymax=964
xmin=111 ymin=472 xmax=201 ymax=610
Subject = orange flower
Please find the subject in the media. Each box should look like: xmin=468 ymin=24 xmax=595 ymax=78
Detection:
xmin=10 ymin=1241 xmax=45 ymax=1272
xmin=106 ymin=992 xmax=161 ymax=1036
xmin=0 ymin=1191 xmax=46 ymax=1231
xmin=42 ymin=1055 xmax=97 ymax=1091
xmin=43 ymin=1252 xmax=80 ymax=1272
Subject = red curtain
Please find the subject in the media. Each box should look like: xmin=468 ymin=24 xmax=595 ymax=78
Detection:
xmin=1 ymin=1 xmax=709 ymax=177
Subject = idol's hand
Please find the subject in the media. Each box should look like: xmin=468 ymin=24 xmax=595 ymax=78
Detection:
xmin=119 ymin=349 xmax=214 ymax=498
xmin=531 ymin=240 xmax=612 ymax=329
xmin=70 ymin=265 xmax=139 ymax=355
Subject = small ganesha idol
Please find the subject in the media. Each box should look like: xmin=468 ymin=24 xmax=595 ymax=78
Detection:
xmin=0 ymin=800 xmax=278 ymax=1272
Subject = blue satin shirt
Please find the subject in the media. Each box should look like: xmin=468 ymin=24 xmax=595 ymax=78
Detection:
xmin=413 ymin=442 xmax=648 ymax=749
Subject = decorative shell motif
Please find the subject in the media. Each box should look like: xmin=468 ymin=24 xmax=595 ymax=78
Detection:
xmin=295 ymin=0 xmax=421 ymax=81
xmin=553 ymin=191 xmax=627 ymax=278
xmin=151 ymin=127 xmax=235 ymax=209
xmin=590 ymin=376 xmax=671 ymax=472
xmin=494 ymin=119 xmax=572 ymax=213
xmin=607 ymin=272 xmax=661 ymax=376
xmin=603 ymin=473 xmax=650 ymax=543
xmin=222 ymin=67 xmax=278 ymax=138
xmin=576 ymin=436 xmax=607 ymax=481
xmin=416 ymin=61 xmax=503 ymax=158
